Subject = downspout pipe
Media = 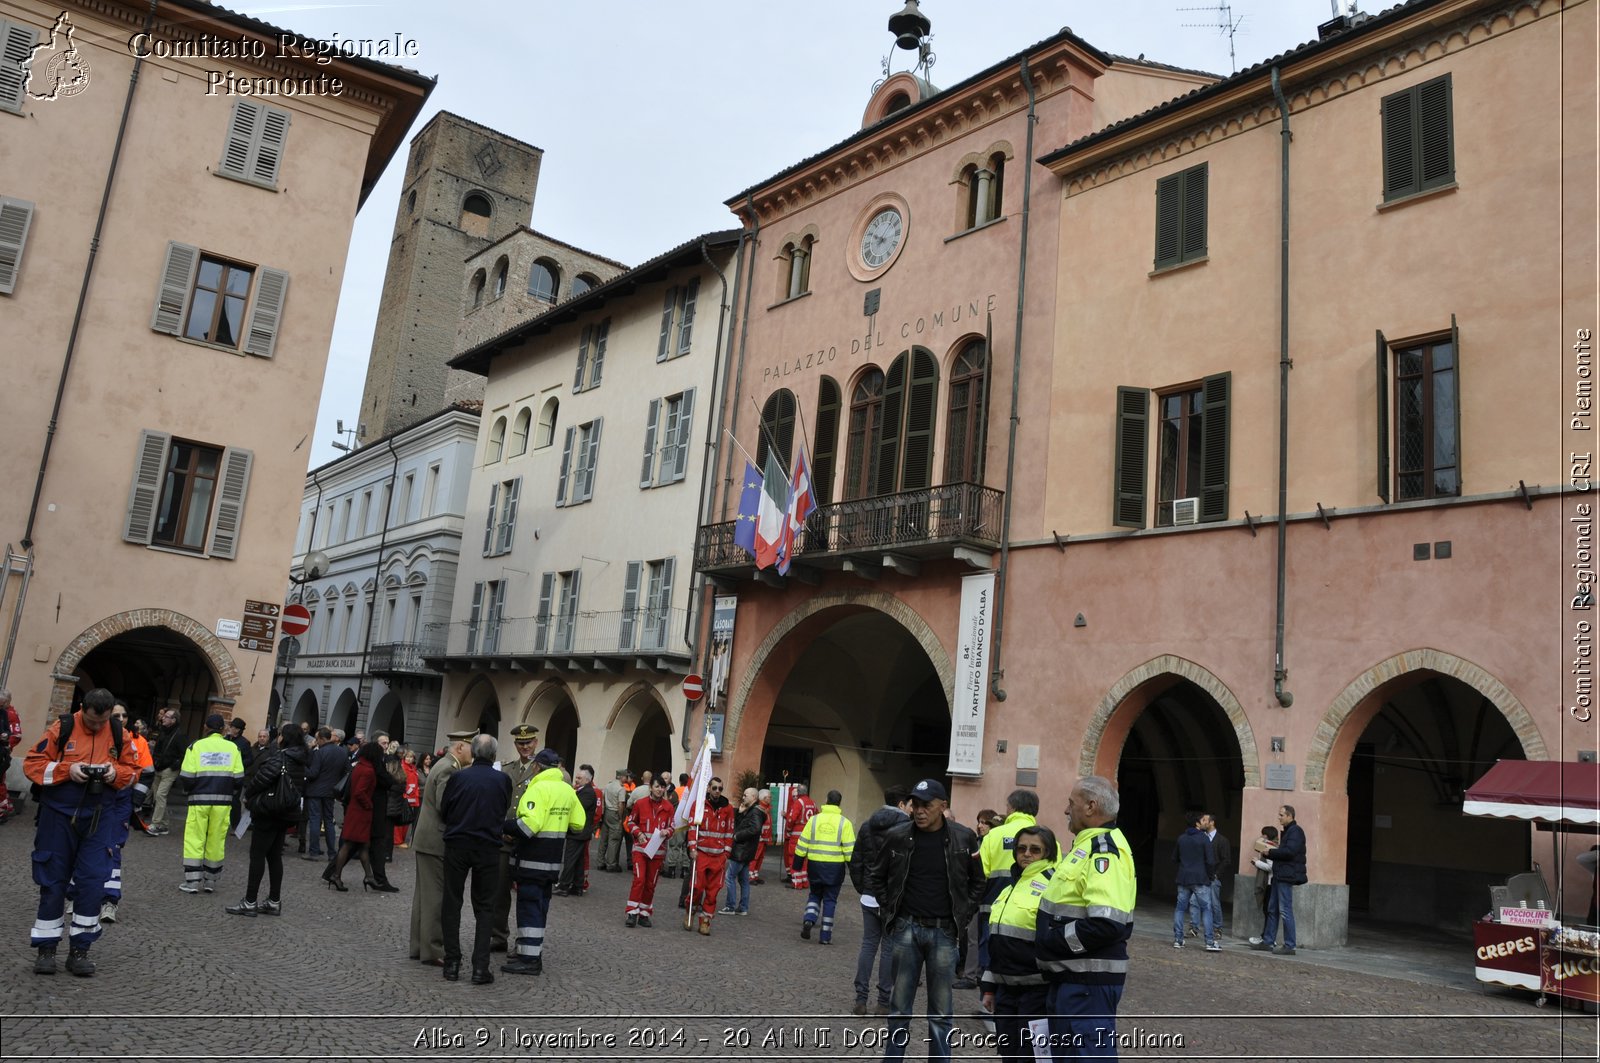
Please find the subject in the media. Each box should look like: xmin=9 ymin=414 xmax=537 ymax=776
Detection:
xmin=355 ymin=438 xmax=403 ymax=727
xmin=989 ymin=57 xmax=1037 ymax=703
xmin=21 ymin=0 xmax=159 ymax=549
xmin=1271 ymin=66 xmax=1295 ymax=709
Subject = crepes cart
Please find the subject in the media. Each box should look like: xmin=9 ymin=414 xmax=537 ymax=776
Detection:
xmin=1464 ymin=760 xmax=1600 ymax=1006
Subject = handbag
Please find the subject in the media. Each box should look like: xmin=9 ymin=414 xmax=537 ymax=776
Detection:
xmin=253 ymin=757 xmax=301 ymax=819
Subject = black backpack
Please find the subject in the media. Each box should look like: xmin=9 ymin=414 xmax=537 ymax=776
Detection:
xmin=29 ymin=712 xmax=124 ymax=801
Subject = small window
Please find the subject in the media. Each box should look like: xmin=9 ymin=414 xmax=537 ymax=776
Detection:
xmin=492 ymin=257 xmax=508 ymax=300
xmin=885 ymin=91 xmax=911 ymax=114
xmin=783 ymin=237 xmax=812 ymax=300
xmin=535 ymin=397 xmax=559 ymax=449
xmin=571 ymin=273 xmax=597 ymax=297
xmin=529 ymin=258 xmax=559 ymax=302
xmin=1112 ymin=372 xmax=1230 ymax=529
xmin=150 ymin=242 xmax=289 ymax=357
xmin=122 ymin=430 xmax=253 ymax=559
xmin=656 ymin=278 xmax=701 ymax=361
xmin=556 ymin=418 xmax=604 ymax=506
xmin=185 ymin=255 xmax=254 ymax=347
xmin=218 ymin=100 xmax=290 ymax=189
xmin=510 ymin=408 xmax=531 ymax=456
xmin=486 ymin=416 xmax=506 ymax=463
xmin=470 ymin=269 xmax=486 ymax=309
xmin=1378 ymin=321 xmax=1460 ymax=502
xmin=460 ymin=192 xmax=492 ymax=237
xmin=406 ymin=189 xmax=416 ymax=214
xmin=640 ymin=389 xmax=697 ymax=487
xmin=1382 ymin=74 xmax=1454 ymax=201
xmin=573 ymin=318 xmax=610 ymax=392
xmin=153 ymin=440 xmax=223 ymax=551
xmin=962 ymin=155 xmax=1006 ymax=230
xmin=1154 ymin=162 xmax=1207 ymax=270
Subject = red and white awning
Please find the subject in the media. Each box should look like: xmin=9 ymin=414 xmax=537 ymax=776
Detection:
xmin=1464 ymin=760 xmax=1600 ymax=826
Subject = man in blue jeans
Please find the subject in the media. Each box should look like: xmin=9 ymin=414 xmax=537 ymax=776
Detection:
xmin=301 ymin=727 xmax=347 ymax=860
xmin=1251 ymin=805 xmax=1306 ymax=956
xmin=848 ymin=785 xmax=911 ymax=1016
xmin=865 ymin=779 xmax=986 ymax=1062
xmin=1172 ymin=811 xmax=1216 ymax=950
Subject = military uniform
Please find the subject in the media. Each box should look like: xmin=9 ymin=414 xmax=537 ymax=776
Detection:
xmin=409 ymin=731 xmax=473 ymax=965
xmin=492 ymin=724 xmax=540 ymax=949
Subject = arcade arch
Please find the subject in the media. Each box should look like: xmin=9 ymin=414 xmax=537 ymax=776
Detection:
xmin=55 ymin=609 xmax=239 ymax=725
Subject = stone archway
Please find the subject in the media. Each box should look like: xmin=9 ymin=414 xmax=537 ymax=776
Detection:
xmin=51 ymin=608 xmax=241 ymax=714
xmin=1080 ymin=654 xmax=1259 ymax=786
xmin=1305 ymin=647 xmax=1546 ymax=791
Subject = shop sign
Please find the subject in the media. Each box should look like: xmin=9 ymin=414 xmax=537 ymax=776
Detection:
xmin=1499 ymin=907 xmax=1556 ymax=928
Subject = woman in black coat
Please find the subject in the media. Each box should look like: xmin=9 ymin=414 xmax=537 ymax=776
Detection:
xmin=227 ymin=722 xmax=309 ymax=917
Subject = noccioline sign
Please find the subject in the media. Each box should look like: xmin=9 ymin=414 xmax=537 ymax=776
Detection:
xmin=948 ymin=571 xmax=995 ymax=776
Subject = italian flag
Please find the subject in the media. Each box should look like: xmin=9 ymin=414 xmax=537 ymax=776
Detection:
xmin=754 ymin=450 xmax=789 ymax=570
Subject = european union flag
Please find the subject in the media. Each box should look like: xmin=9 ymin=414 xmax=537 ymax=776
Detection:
xmin=732 ymin=460 xmax=761 ymax=558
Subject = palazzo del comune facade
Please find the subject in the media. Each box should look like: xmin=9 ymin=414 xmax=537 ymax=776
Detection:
xmin=689 ymin=0 xmax=1598 ymax=946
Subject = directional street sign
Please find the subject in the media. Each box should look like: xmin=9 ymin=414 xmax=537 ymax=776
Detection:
xmin=242 ymin=616 xmax=276 ymax=640
xmin=244 ymin=600 xmax=281 ymax=618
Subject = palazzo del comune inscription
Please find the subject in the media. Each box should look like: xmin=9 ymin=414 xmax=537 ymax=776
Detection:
xmin=762 ymin=292 xmax=999 ymax=384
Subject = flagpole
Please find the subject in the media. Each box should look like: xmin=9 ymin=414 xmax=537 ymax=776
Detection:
xmin=721 ymin=428 xmax=759 ymax=470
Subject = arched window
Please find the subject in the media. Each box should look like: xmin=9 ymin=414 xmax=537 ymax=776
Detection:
xmin=487 ymin=416 xmax=506 ymax=463
xmin=529 ymin=259 xmax=559 ymax=302
xmin=571 ymin=274 xmax=597 ymax=297
xmin=755 ymin=389 xmax=796 ymax=471
xmin=469 ymin=269 xmax=486 ymax=309
xmin=813 ymin=376 xmax=841 ymax=506
xmin=886 ymin=91 xmax=912 ymax=114
xmin=964 ymin=154 xmax=1006 ymax=230
xmin=782 ymin=237 xmax=812 ymax=300
xmin=844 ymin=349 xmax=939 ymax=498
xmin=944 ymin=339 xmax=988 ymax=483
xmin=460 ymin=192 xmax=492 ymax=237
xmin=406 ymin=189 xmax=416 ymax=214
xmin=535 ymin=397 xmax=559 ymax=449
xmin=987 ymin=152 xmax=1006 ymax=221
xmin=510 ymin=408 xmax=531 ymax=457
xmin=492 ymin=257 xmax=509 ymax=299
xmin=844 ymin=369 xmax=884 ymax=500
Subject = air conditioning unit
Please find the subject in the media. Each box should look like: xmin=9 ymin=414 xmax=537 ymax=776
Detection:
xmin=1172 ymin=497 xmax=1201 ymax=525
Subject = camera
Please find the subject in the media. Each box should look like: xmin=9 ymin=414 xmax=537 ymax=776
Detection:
xmin=82 ymin=764 xmax=109 ymax=795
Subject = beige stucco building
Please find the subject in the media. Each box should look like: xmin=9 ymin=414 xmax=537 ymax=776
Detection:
xmin=0 ymin=0 xmax=430 ymax=741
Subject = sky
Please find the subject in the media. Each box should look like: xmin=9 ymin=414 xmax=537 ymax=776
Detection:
xmin=273 ymin=0 xmax=1352 ymax=467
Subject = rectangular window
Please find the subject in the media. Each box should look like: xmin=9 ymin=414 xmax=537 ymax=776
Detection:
xmin=218 ymin=100 xmax=290 ymax=189
xmin=423 ymin=463 xmax=441 ymax=516
xmin=1155 ymin=387 xmax=1203 ymax=528
xmin=642 ymin=557 xmax=675 ymax=651
xmin=1153 ymin=162 xmax=1208 ymax=270
xmin=1382 ymin=74 xmax=1454 ymax=201
xmin=337 ymin=498 xmax=351 ymax=544
xmin=1380 ymin=322 xmax=1460 ymax=502
xmin=0 ymin=194 xmax=35 ymax=294
xmin=481 ymin=580 xmax=506 ymax=655
xmin=185 ymin=256 xmax=254 ymax=347
xmin=378 ymin=483 xmax=392 ymax=532
xmin=482 ymin=481 xmax=499 ymax=557
xmin=123 ymin=430 xmax=252 ymax=558
xmin=357 ymin=490 xmax=372 ymax=539
xmin=1113 ymin=372 xmax=1229 ymax=528
xmin=398 ymin=472 xmax=415 ymax=524
xmin=151 ymin=242 xmax=289 ymax=357
xmin=574 ymin=318 xmax=611 ymax=391
xmin=554 ymin=569 xmax=581 ymax=652
xmin=341 ymin=603 xmax=355 ymax=653
xmin=495 ymin=477 xmax=520 ymax=554
xmin=320 ymin=503 xmax=335 ymax=547
xmin=641 ymin=390 xmax=697 ymax=487
xmin=152 ymin=441 xmax=223 ymax=552
xmin=0 ymin=19 xmax=39 ymax=114
xmin=559 ymin=419 xmax=604 ymax=505
xmin=675 ymin=278 xmax=700 ymax=358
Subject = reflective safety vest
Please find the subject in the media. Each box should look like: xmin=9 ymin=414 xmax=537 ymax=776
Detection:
xmin=509 ymin=766 xmax=585 ymax=880
xmin=180 ymin=732 xmax=245 ymax=805
xmin=977 ymin=811 xmax=1038 ymax=911
xmin=795 ymin=804 xmax=855 ymax=864
xmin=1035 ymin=823 xmax=1136 ymax=986
xmin=986 ymin=859 xmax=1056 ymax=985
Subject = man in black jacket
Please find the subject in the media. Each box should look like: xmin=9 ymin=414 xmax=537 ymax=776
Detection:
xmin=301 ymin=727 xmax=347 ymax=861
xmin=721 ymin=787 xmax=766 ymax=916
xmin=1251 ymin=804 xmax=1307 ymax=955
xmin=848 ymin=785 xmax=909 ymax=1017
xmin=1201 ymin=812 xmax=1232 ymax=940
xmin=440 ymin=735 xmax=514 ymax=985
xmin=865 ymin=779 xmax=985 ymax=1063
xmin=555 ymin=765 xmax=599 ymax=896
xmin=1172 ymin=811 xmax=1216 ymax=950
xmin=146 ymin=706 xmax=187 ymax=836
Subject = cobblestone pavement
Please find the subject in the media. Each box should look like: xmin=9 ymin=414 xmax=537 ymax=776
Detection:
xmin=0 ymin=815 xmax=1594 ymax=1060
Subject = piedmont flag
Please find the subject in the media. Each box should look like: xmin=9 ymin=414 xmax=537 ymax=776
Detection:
xmin=673 ymin=731 xmax=717 ymax=831
xmin=753 ymin=450 xmax=789 ymax=570
xmin=777 ymin=445 xmax=815 ymax=576
xmin=732 ymin=460 xmax=762 ymax=559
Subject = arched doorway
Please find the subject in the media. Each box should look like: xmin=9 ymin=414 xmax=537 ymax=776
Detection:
xmin=457 ymin=676 xmax=500 ymax=747
xmin=291 ymin=689 xmax=319 ymax=729
xmin=330 ymin=688 xmax=358 ymax=739
xmin=71 ymin=624 xmax=225 ymax=729
xmin=611 ymin=686 xmax=672 ymax=777
xmin=546 ymin=703 xmax=580 ymax=770
xmin=370 ymin=690 xmax=405 ymax=745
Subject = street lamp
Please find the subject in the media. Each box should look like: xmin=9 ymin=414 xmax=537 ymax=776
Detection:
xmin=287 ymin=548 xmax=331 ymax=586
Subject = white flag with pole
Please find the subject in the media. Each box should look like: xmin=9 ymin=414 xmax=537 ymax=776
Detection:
xmin=674 ymin=729 xmax=716 ymax=831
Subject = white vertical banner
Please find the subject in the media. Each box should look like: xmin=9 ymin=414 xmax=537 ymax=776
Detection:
xmin=948 ymin=570 xmax=995 ymax=775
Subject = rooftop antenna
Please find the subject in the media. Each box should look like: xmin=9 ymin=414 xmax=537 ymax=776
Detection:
xmin=1179 ymin=1 xmax=1246 ymax=75
xmin=876 ymin=0 xmax=935 ymax=94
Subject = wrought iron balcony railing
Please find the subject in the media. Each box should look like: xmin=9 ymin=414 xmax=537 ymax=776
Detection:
xmin=441 ymin=606 xmax=690 ymax=660
xmin=368 ymin=642 xmax=444 ymax=676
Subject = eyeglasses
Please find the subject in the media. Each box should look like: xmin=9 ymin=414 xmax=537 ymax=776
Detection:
xmin=708 ymin=785 xmax=723 ymax=791
xmin=1015 ymin=844 xmax=1046 ymax=855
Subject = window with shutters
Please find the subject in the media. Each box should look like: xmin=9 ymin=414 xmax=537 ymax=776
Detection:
xmin=1 ymin=19 xmax=40 ymax=116
xmin=656 ymin=278 xmax=701 ymax=361
xmin=843 ymin=370 xmax=884 ymax=500
xmin=529 ymin=259 xmax=559 ymax=302
xmin=812 ymin=377 xmax=841 ymax=506
xmin=467 ymin=580 xmax=505 ymax=655
xmin=944 ymin=340 xmax=988 ymax=483
xmin=841 ymin=350 xmax=938 ymax=499
xmin=151 ymin=242 xmax=288 ymax=357
xmin=573 ymin=318 xmax=610 ymax=391
xmin=553 ymin=570 xmax=581 ymax=652
xmin=755 ymin=390 xmax=796 ymax=471
xmin=510 ymin=408 xmax=531 ymax=457
xmin=557 ymin=419 xmax=604 ymax=506
xmin=1153 ymin=162 xmax=1208 ymax=271
xmin=486 ymin=416 xmax=506 ymax=463
xmin=493 ymin=477 xmax=520 ymax=555
xmin=641 ymin=389 xmax=697 ymax=488
xmin=0 ymin=195 xmax=34 ymax=295
xmin=1113 ymin=372 xmax=1230 ymax=529
xmin=642 ymin=557 xmax=676 ymax=651
xmin=123 ymin=430 xmax=253 ymax=559
xmin=1379 ymin=325 xmax=1460 ymax=502
xmin=1381 ymin=75 xmax=1454 ymax=202
xmin=217 ymin=100 xmax=291 ymax=190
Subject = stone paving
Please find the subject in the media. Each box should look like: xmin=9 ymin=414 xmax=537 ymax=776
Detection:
xmin=0 ymin=812 xmax=1595 ymax=1060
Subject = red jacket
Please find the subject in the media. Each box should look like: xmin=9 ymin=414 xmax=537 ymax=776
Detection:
xmin=785 ymin=795 xmax=818 ymax=836
xmin=689 ymin=799 xmax=735 ymax=856
xmin=625 ymin=795 xmax=677 ymax=852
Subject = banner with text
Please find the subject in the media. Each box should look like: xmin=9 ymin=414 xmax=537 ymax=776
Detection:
xmin=948 ymin=571 xmax=995 ymax=776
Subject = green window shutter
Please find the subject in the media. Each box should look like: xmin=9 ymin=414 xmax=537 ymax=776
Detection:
xmin=1199 ymin=371 xmax=1230 ymax=522
xmin=251 ymin=106 xmax=290 ymax=186
xmin=900 ymin=350 xmax=939 ymax=491
xmin=0 ymin=195 xmax=34 ymax=295
xmin=1382 ymin=87 xmax=1418 ymax=199
xmin=123 ymin=430 xmax=172 ymax=544
xmin=1113 ymin=387 xmax=1149 ymax=529
xmin=0 ymin=21 xmax=40 ymax=114
xmin=1181 ymin=164 xmax=1208 ymax=261
xmin=205 ymin=446 xmax=253 ymax=559
xmin=1449 ymin=313 xmax=1462 ymax=493
xmin=555 ymin=426 xmax=574 ymax=506
xmin=218 ymin=101 xmax=262 ymax=179
xmin=1375 ymin=330 xmax=1389 ymax=503
xmin=482 ymin=481 xmax=498 ymax=555
xmin=875 ymin=357 xmax=906 ymax=495
xmin=1417 ymin=75 xmax=1454 ymax=191
xmin=676 ymin=277 xmax=699 ymax=356
xmin=670 ymin=388 xmax=695 ymax=482
xmin=590 ymin=319 xmax=609 ymax=386
xmin=640 ymin=398 xmax=661 ymax=487
xmin=150 ymin=241 xmax=199 ymax=335
xmin=813 ymin=377 xmax=840 ymax=505
xmin=619 ymin=560 xmax=641 ymax=650
xmin=1154 ymin=173 xmax=1182 ymax=268
xmin=534 ymin=573 xmax=554 ymax=652
xmin=573 ymin=325 xmax=590 ymax=391
xmin=242 ymin=266 xmax=289 ymax=357
xmin=656 ymin=287 xmax=676 ymax=362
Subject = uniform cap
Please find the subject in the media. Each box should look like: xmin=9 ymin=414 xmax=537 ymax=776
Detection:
xmin=205 ymin=713 xmax=227 ymax=731
xmin=910 ymin=779 xmax=948 ymax=802
xmin=509 ymin=723 xmax=539 ymax=741
xmin=534 ymin=747 xmax=562 ymax=767
xmin=445 ymin=729 xmax=477 ymax=741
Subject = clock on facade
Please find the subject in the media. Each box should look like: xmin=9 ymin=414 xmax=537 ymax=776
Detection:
xmin=860 ymin=207 xmax=904 ymax=269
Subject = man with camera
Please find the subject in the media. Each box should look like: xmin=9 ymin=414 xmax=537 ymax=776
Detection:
xmin=23 ymin=687 xmax=144 ymax=976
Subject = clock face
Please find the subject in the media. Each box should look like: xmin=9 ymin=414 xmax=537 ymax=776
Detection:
xmin=860 ymin=208 xmax=904 ymax=269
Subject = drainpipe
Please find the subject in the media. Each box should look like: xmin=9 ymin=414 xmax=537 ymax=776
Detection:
xmin=681 ymin=236 xmax=740 ymax=751
xmin=1271 ymin=66 xmax=1295 ymax=709
xmin=354 ymin=438 xmax=403 ymax=730
xmin=20 ymin=0 xmax=158 ymax=550
xmin=988 ymin=57 xmax=1037 ymax=703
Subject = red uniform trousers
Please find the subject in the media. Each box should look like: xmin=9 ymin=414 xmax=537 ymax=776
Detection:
xmin=627 ymin=850 xmax=665 ymax=917
xmin=785 ymin=835 xmax=808 ymax=889
xmin=689 ymin=853 xmax=729 ymax=915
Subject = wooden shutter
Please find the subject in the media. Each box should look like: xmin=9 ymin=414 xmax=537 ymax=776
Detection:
xmin=590 ymin=319 xmax=609 ymax=386
xmin=573 ymin=325 xmax=591 ymax=391
xmin=1113 ymin=387 xmax=1149 ymax=528
xmin=483 ymin=481 xmax=498 ymax=555
xmin=900 ymin=351 xmax=938 ymax=491
xmin=1417 ymin=76 xmax=1454 ymax=192
xmin=498 ymin=477 xmax=520 ymax=553
xmin=580 ymin=418 xmax=603 ymax=501
xmin=251 ymin=106 xmax=290 ymax=186
xmin=123 ymin=430 xmax=172 ymax=544
xmin=466 ymin=582 xmax=483 ymax=654
xmin=653 ymin=557 xmax=676 ymax=648
xmin=242 ymin=266 xmax=289 ymax=357
xmin=676 ymin=277 xmax=699 ymax=356
xmin=1375 ymin=330 xmax=1389 ymax=503
xmin=0 ymin=195 xmax=34 ymax=295
xmin=1381 ymin=88 xmax=1417 ymax=200
xmin=657 ymin=287 xmax=676 ymax=362
xmin=205 ymin=446 xmax=253 ymax=559
xmin=874 ymin=357 xmax=907 ymax=495
xmin=1199 ymin=371 xmax=1230 ymax=522
xmin=1449 ymin=313 xmax=1462 ymax=493
xmin=219 ymin=101 xmax=263 ymax=179
xmin=1154 ymin=173 xmax=1182 ymax=268
xmin=813 ymin=377 xmax=840 ymax=505
xmin=0 ymin=21 xmax=39 ymax=113
xmin=556 ymin=426 xmax=575 ymax=506
xmin=534 ymin=573 xmax=554 ymax=652
xmin=670 ymin=388 xmax=695 ymax=482
xmin=1181 ymin=164 xmax=1208 ymax=262
xmin=619 ymin=561 xmax=641 ymax=649
xmin=150 ymin=242 xmax=199 ymax=335
xmin=640 ymin=398 xmax=661 ymax=487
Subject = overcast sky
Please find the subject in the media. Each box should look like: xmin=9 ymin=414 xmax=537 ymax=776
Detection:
xmin=276 ymin=0 xmax=1350 ymax=466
